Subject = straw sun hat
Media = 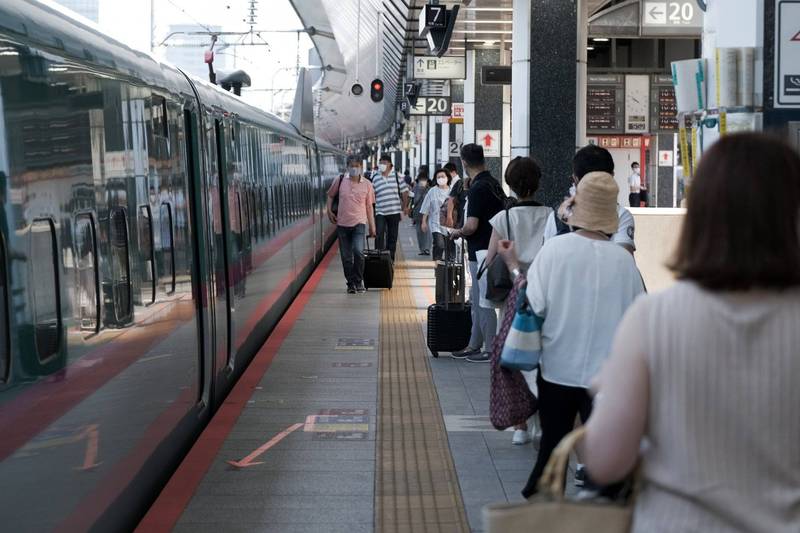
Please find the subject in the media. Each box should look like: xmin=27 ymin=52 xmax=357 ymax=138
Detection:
xmin=560 ymin=171 xmax=619 ymax=235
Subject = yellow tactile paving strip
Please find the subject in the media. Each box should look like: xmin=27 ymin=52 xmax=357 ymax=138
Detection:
xmin=375 ymin=251 xmax=470 ymax=533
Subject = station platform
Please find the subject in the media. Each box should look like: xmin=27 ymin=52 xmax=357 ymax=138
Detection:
xmin=137 ymin=223 xmax=551 ymax=533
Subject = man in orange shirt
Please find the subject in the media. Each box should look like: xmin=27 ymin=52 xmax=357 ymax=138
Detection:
xmin=326 ymin=157 xmax=377 ymax=293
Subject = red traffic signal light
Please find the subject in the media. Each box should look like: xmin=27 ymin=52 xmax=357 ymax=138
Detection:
xmin=370 ymin=78 xmax=384 ymax=102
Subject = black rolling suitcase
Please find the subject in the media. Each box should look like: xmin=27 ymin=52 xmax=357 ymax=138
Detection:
xmin=435 ymin=242 xmax=465 ymax=304
xmin=363 ymin=238 xmax=393 ymax=289
xmin=427 ymin=241 xmax=471 ymax=357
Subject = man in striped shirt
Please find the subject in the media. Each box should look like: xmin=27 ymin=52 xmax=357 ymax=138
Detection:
xmin=372 ymin=154 xmax=409 ymax=261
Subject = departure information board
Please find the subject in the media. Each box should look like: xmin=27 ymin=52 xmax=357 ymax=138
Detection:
xmin=587 ymin=75 xmax=624 ymax=134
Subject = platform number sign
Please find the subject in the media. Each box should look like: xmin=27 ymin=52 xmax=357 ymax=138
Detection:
xmin=410 ymin=96 xmax=452 ymax=116
xmin=641 ymin=1 xmax=703 ymax=35
xmin=419 ymin=4 xmax=447 ymax=37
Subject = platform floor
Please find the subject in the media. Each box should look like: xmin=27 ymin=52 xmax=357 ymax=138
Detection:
xmin=138 ymin=224 xmax=546 ymax=533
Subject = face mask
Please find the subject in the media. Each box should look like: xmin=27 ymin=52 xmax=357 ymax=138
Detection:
xmin=379 ymin=164 xmax=388 ymax=173
xmin=437 ymin=177 xmax=448 ymax=187
xmin=633 ymin=167 xmax=639 ymax=174
xmin=348 ymin=167 xmax=360 ymax=177
xmin=569 ymin=184 xmax=577 ymax=197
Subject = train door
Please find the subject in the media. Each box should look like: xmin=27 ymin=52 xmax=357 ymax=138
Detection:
xmin=182 ymin=107 xmax=213 ymax=408
xmin=207 ymin=116 xmax=233 ymax=399
xmin=308 ymin=144 xmax=322 ymax=261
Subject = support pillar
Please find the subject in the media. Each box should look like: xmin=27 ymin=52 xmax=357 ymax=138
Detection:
xmin=464 ymin=49 xmax=504 ymax=179
xmin=529 ymin=0 xmax=579 ymax=207
xmin=511 ymin=0 xmax=531 ymax=158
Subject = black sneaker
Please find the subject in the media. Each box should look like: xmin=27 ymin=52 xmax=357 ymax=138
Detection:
xmin=418 ymin=251 xmax=427 ymax=256
xmin=347 ymin=285 xmax=356 ymax=294
xmin=356 ymin=284 xmax=366 ymax=293
xmin=466 ymin=352 xmax=491 ymax=363
xmin=451 ymin=347 xmax=480 ymax=359
xmin=574 ymin=464 xmax=586 ymax=487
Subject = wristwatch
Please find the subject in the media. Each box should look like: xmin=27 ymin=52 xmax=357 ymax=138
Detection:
xmin=511 ymin=267 xmax=522 ymax=280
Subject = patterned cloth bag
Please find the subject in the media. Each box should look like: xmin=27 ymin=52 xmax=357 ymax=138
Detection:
xmin=489 ymin=274 xmax=538 ymax=431
xmin=500 ymin=283 xmax=542 ymax=372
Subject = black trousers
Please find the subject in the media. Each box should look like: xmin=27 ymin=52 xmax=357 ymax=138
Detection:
xmin=431 ymin=231 xmax=456 ymax=261
xmin=375 ymin=213 xmax=401 ymax=261
xmin=629 ymin=192 xmax=641 ymax=208
xmin=522 ymin=373 xmax=593 ymax=499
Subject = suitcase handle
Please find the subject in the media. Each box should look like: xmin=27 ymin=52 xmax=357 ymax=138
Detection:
xmin=442 ymin=236 xmax=466 ymax=309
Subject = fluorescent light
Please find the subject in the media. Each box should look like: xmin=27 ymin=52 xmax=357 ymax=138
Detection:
xmin=483 ymin=40 xmax=497 ymax=46
xmin=593 ymin=38 xmax=610 ymax=42
xmin=457 ymin=20 xmax=512 ymax=24
xmin=464 ymin=8 xmax=513 ymax=11
xmin=453 ymin=30 xmax=512 ymax=34
xmin=586 ymin=46 xmax=595 ymax=51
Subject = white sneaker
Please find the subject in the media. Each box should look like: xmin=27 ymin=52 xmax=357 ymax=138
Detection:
xmin=512 ymin=429 xmax=532 ymax=445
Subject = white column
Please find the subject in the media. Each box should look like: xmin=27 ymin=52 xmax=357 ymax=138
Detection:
xmin=419 ymin=117 xmax=427 ymax=176
xmin=428 ymin=116 xmax=437 ymax=177
xmin=441 ymin=121 xmax=450 ymax=166
xmin=575 ymin=0 xmax=588 ymax=148
xmin=511 ymin=0 xmax=531 ymax=157
xmin=501 ymin=48 xmax=512 ymax=188
xmin=463 ymin=50 xmax=476 ymax=145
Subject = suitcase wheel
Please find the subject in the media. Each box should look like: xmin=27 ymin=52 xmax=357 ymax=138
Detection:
xmin=431 ymin=351 xmax=438 ymax=358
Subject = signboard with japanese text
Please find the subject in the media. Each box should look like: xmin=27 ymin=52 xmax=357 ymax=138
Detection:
xmin=775 ymin=0 xmax=800 ymax=107
xmin=413 ymin=56 xmax=466 ymax=80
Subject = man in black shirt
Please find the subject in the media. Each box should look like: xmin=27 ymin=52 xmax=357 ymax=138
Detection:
xmin=449 ymin=144 xmax=504 ymax=363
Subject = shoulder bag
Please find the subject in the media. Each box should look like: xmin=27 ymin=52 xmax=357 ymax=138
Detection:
xmin=477 ymin=208 xmax=514 ymax=303
xmin=331 ymin=175 xmax=345 ymax=215
xmin=483 ymin=427 xmax=635 ymax=533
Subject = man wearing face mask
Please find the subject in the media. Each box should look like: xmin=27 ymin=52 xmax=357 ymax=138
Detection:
xmin=543 ymin=145 xmax=636 ymax=254
xmin=326 ymin=157 xmax=377 ymax=294
xmin=372 ymin=154 xmax=409 ymax=262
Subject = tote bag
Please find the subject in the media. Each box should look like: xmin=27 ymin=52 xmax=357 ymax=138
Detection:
xmin=483 ymin=428 xmax=634 ymax=533
xmin=499 ymin=284 xmax=542 ymax=372
xmin=489 ymin=274 xmax=538 ymax=430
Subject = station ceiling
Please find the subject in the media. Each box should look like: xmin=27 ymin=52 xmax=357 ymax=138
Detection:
xmin=290 ymin=0 xmax=617 ymax=145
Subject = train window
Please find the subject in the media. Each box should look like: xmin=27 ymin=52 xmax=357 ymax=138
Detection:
xmin=75 ymin=214 xmax=99 ymax=334
xmin=160 ymin=203 xmax=175 ymax=294
xmin=0 ymin=234 xmax=8 ymax=382
xmin=110 ymin=208 xmax=132 ymax=323
xmin=152 ymin=95 xmax=168 ymax=138
xmin=138 ymin=206 xmax=156 ymax=305
xmin=249 ymin=190 xmax=258 ymax=241
xmin=30 ymin=219 xmax=62 ymax=362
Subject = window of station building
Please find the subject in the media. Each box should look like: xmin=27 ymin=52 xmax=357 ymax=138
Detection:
xmin=152 ymin=95 xmax=169 ymax=139
xmin=75 ymin=214 xmax=100 ymax=334
xmin=30 ymin=219 xmax=62 ymax=362
xmin=160 ymin=203 xmax=176 ymax=294
xmin=138 ymin=205 xmax=156 ymax=305
xmin=109 ymin=207 xmax=132 ymax=324
xmin=0 ymin=234 xmax=9 ymax=382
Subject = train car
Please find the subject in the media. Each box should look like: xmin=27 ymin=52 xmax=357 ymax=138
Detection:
xmin=0 ymin=1 xmax=345 ymax=530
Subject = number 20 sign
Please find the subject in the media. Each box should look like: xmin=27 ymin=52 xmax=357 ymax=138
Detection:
xmin=410 ymin=96 xmax=452 ymax=116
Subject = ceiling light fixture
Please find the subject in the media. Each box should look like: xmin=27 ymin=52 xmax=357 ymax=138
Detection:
xmin=453 ymin=30 xmax=512 ymax=34
xmin=593 ymin=37 xmax=610 ymax=42
xmin=586 ymin=46 xmax=595 ymax=51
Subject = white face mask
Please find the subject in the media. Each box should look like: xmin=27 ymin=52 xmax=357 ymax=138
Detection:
xmin=379 ymin=163 xmax=388 ymax=173
xmin=348 ymin=167 xmax=360 ymax=177
xmin=437 ymin=177 xmax=448 ymax=187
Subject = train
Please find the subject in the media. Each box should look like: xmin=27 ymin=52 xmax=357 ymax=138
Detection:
xmin=0 ymin=1 xmax=347 ymax=530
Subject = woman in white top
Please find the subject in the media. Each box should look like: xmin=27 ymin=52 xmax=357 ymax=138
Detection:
xmin=420 ymin=168 xmax=454 ymax=261
xmin=497 ymin=171 xmax=644 ymax=498
xmin=484 ymin=157 xmax=551 ymax=445
xmin=583 ymin=133 xmax=800 ymax=532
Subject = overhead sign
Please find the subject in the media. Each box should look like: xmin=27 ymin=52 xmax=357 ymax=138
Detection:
xmin=413 ymin=56 xmax=466 ymax=80
xmin=419 ymin=4 xmax=447 ymax=37
xmin=641 ymin=1 xmax=703 ymax=35
xmin=775 ymin=0 xmax=800 ymax=107
xmin=410 ymin=96 xmax=452 ymax=116
xmin=476 ymin=129 xmax=501 ymax=158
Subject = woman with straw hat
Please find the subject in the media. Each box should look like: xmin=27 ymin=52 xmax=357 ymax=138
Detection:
xmin=497 ymin=171 xmax=645 ymax=498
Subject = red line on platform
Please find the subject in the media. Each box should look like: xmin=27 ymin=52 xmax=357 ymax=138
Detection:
xmin=135 ymin=243 xmax=339 ymax=532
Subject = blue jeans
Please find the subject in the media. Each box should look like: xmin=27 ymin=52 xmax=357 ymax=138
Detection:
xmin=337 ymin=224 xmax=366 ymax=287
